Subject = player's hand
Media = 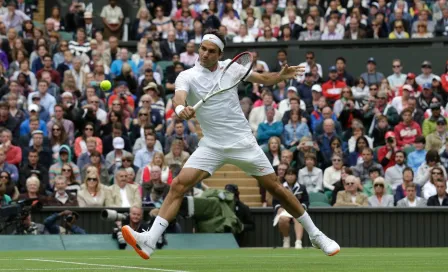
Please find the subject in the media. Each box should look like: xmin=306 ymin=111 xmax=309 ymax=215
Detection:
xmin=279 ymin=65 xmax=306 ymax=80
xmin=179 ymin=106 xmax=196 ymax=120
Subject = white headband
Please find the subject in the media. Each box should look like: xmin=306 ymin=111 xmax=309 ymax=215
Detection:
xmin=201 ymin=34 xmax=224 ymax=51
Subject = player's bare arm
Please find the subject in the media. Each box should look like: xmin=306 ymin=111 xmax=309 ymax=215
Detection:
xmin=173 ymin=90 xmax=195 ymax=120
xmin=247 ymin=65 xmax=306 ymax=86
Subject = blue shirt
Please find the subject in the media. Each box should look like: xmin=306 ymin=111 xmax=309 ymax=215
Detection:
xmin=20 ymin=119 xmax=48 ymax=136
xmin=408 ymin=149 xmax=427 ymax=174
xmin=31 ymin=58 xmax=44 ymax=74
xmin=283 ymin=123 xmax=311 ymax=147
xmin=134 ymin=148 xmax=157 ymax=168
xmin=27 ymin=92 xmax=57 ymax=115
xmin=110 ymin=60 xmax=138 ymax=77
xmin=257 ymin=121 xmax=283 ymax=145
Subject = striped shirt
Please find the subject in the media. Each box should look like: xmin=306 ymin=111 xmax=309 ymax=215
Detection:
xmin=69 ymin=41 xmax=91 ymax=57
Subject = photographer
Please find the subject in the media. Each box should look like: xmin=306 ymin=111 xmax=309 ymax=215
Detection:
xmin=377 ymin=131 xmax=400 ymax=171
xmin=13 ymin=213 xmax=46 ymax=235
xmin=43 ymin=210 xmax=86 ymax=234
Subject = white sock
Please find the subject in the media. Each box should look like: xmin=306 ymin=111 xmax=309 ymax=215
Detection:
xmin=146 ymin=216 xmax=169 ymax=246
xmin=296 ymin=212 xmax=319 ymax=237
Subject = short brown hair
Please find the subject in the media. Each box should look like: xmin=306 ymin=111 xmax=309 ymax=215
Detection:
xmin=405 ymin=182 xmax=416 ymax=189
xmin=304 ymin=152 xmax=317 ymax=164
xmin=401 ymin=108 xmax=413 ymax=116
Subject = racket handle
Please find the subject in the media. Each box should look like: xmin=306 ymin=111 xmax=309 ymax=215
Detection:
xmin=193 ymin=99 xmax=204 ymax=111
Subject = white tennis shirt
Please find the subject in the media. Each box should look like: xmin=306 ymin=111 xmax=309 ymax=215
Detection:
xmin=175 ymin=59 xmax=253 ymax=146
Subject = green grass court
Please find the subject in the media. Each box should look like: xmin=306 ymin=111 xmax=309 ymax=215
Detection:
xmin=1 ymin=248 xmax=447 ymax=271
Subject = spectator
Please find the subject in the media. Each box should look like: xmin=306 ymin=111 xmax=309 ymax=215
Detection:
xmin=111 ymin=48 xmax=138 ymax=77
xmin=141 ymin=165 xmax=169 ymax=208
xmin=49 ymin=145 xmax=81 ymax=186
xmin=334 ymin=175 xmax=368 ymax=207
xmin=298 ymin=153 xmax=323 ymax=193
xmin=335 ymin=57 xmax=354 ymax=87
xmin=249 ymin=91 xmax=282 ymax=134
xmin=3 ymin=1 xmax=30 ymax=32
xmin=160 ymin=30 xmax=185 ymax=61
xmin=391 ymin=84 xmax=414 ymax=115
xmin=1 ymin=129 xmax=21 ymax=166
xmin=426 ymin=179 xmax=448 ymax=206
xmin=109 ymin=168 xmax=141 ymax=208
xmin=396 ymin=182 xmax=426 ymax=207
xmin=422 ymin=103 xmax=448 ymax=137
xmin=282 ymin=109 xmax=310 ymax=149
xmin=415 ymin=150 xmax=447 ymax=186
xmin=47 ymin=175 xmax=78 ymax=206
xmin=321 ymin=20 xmax=343 ymax=40
xmin=258 ymin=25 xmax=278 ymax=42
xmin=352 ymin=147 xmax=384 ymax=183
xmin=19 ymin=176 xmax=47 ymax=204
xmin=298 ymin=17 xmax=321 ymax=41
xmin=360 ymin=57 xmax=385 ymax=86
xmin=422 ymin=167 xmax=447 ymax=199
xmin=365 ymin=91 xmax=399 ymax=135
xmin=281 ymin=96 xmax=309 ymax=126
xmin=0 ymin=147 xmax=18 ymax=184
xmin=385 ymin=151 xmax=407 ymax=191
xmin=164 ymin=119 xmax=198 ymax=154
xmin=368 ymin=177 xmax=394 ymax=207
xmin=323 ymin=153 xmax=343 ymax=192
xmin=435 ymin=7 xmax=448 ymax=37
xmin=322 ymin=66 xmax=347 ymax=103
xmin=407 ymin=136 xmax=427 ymax=174
xmin=68 ymin=28 xmax=91 ymax=58
xmin=100 ymin=0 xmax=124 ymax=39
xmin=426 ymin=117 xmax=448 ymax=152
xmin=387 ymin=59 xmax=407 ymax=92
xmin=81 ymin=152 xmax=109 ymax=186
xmin=416 ymin=61 xmax=438 ymax=87
xmin=348 ymin=135 xmax=370 ymax=166
xmin=134 ymin=133 xmax=157 ymax=168
xmin=77 ymin=169 xmax=112 ymax=207
xmin=179 ymin=42 xmax=198 ymax=67
xmin=138 ymin=152 xmax=173 ymax=185
xmin=389 ymin=20 xmax=410 ymax=39
xmin=74 ymin=123 xmax=102 ymax=158
xmin=273 ymin=168 xmax=308 ymax=249
xmin=394 ymin=108 xmax=422 ymax=148
xmin=0 ymin=170 xmax=19 ymax=201
xmin=412 ymin=21 xmax=434 ymax=38
xmin=105 ymin=137 xmax=132 ymax=175
xmin=257 ymin=106 xmax=283 ymax=146
xmin=164 ymin=139 xmax=190 ymax=166
xmin=221 ymin=10 xmax=240 ymax=36
xmin=344 ymin=17 xmax=366 ymax=40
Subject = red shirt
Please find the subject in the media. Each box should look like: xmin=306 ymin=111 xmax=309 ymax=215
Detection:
xmin=394 ymin=121 xmax=422 ymax=147
xmin=36 ymin=68 xmax=61 ymax=85
xmin=377 ymin=146 xmax=400 ymax=171
xmin=5 ymin=145 xmax=22 ymax=166
xmin=322 ymin=80 xmax=347 ymax=101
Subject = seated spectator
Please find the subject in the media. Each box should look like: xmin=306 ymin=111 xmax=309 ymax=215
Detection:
xmin=105 ymin=137 xmax=132 ymax=175
xmin=415 ymin=150 xmax=447 ymax=186
xmin=109 ymin=169 xmax=141 ymax=208
xmin=425 ymin=117 xmax=448 ymax=152
xmin=422 ymin=167 xmax=447 ymax=199
xmin=81 ymin=152 xmax=110 ymax=186
xmin=74 ymin=122 xmax=103 ymax=158
xmin=102 ymin=123 xmax=132 ymax=156
xmin=335 ymin=88 xmax=363 ymax=129
xmin=278 ymin=87 xmax=306 ymax=115
xmin=164 ymin=139 xmax=190 ymax=166
xmin=47 ymin=176 xmax=79 ymax=206
xmin=179 ymin=42 xmax=198 ymax=67
xmin=377 ymin=131 xmax=400 ymax=171
xmin=77 ymin=169 xmax=112 ymax=207
xmin=298 ymin=153 xmax=323 ymax=193
xmin=281 ymin=96 xmax=309 ymax=126
xmin=344 ymin=17 xmax=366 ymax=40
xmin=427 ymin=179 xmax=448 ymax=206
xmin=389 ymin=20 xmax=410 ymax=39
xmin=385 ymin=151 xmax=407 ymax=190
xmin=160 ymin=30 xmax=185 ymax=61
xmin=272 ymin=168 xmax=309 ymax=249
xmin=362 ymin=167 xmax=393 ymax=197
xmin=60 ymin=163 xmax=81 ymax=193
xmin=299 ymin=17 xmax=321 ymax=41
xmin=347 ymin=123 xmax=373 ymax=153
xmin=323 ymin=153 xmax=343 ymax=192
xmin=394 ymin=167 xmax=421 ymax=203
xmin=20 ymin=105 xmax=48 ymax=137
xmin=49 ymin=122 xmax=70 ymax=159
xmin=417 ymin=61 xmax=438 ymax=88
xmin=407 ymin=136 xmax=427 ymax=173
xmin=164 ymin=119 xmax=198 ymax=154
xmin=368 ymin=177 xmax=394 ymax=207
xmin=0 ymin=171 xmax=19 ymax=201
xmin=292 ymin=137 xmax=318 ymax=170
xmin=348 ymin=136 xmax=370 ymax=166
xmin=137 ymin=152 xmax=173 ymax=185
xmin=396 ymin=182 xmax=426 ymax=207
xmin=133 ymin=125 xmax=163 ymax=155
xmin=264 ymin=137 xmax=282 ymax=170
xmin=352 ymin=147 xmax=384 ymax=184
xmin=412 ymin=21 xmax=434 ymax=38
xmin=77 ymin=137 xmax=105 ymax=171
xmin=434 ymin=6 xmax=448 ymax=37
xmin=361 ymin=58 xmax=385 ymax=86
xmin=422 ymin=103 xmax=448 ymax=137
xmin=311 ymin=104 xmax=340 ymax=135
xmin=321 ymin=20 xmax=343 ymax=40
xmin=233 ymin=25 xmax=255 ymax=43
xmin=283 ymin=109 xmax=310 ymax=149
xmin=1 ymin=129 xmax=21 ymax=166
xmin=49 ymin=145 xmax=81 ymax=187
xmin=322 ymin=66 xmax=346 ymax=104
xmin=134 ymin=133 xmax=158 ymax=169
xmin=334 ymin=175 xmax=368 ymax=207
xmin=394 ymin=109 xmax=422 ymax=148
xmin=0 ymin=147 xmax=18 ymax=184
xmin=363 ymin=91 xmax=399 ymax=134
xmin=257 ymin=107 xmax=283 ymax=146
xmin=19 ymin=176 xmax=47 ymax=205
xmin=141 ymin=165 xmax=169 ymax=208
xmin=68 ymin=28 xmax=91 ymax=57
xmin=249 ymin=91 xmax=282 ymax=135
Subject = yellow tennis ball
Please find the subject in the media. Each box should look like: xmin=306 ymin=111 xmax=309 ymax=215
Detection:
xmin=100 ymin=80 xmax=112 ymax=91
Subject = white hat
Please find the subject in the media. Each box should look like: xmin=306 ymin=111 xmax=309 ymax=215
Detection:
xmin=28 ymin=104 xmax=39 ymax=112
xmin=287 ymin=86 xmax=298 ymax=93
xmin=402 ymin=84 xmax=413 ymax=92
xmin=311 ymin=84 xmax=322 ymax=93
xmin=113 ymin=137 xmax=124 ymax=150
xmin=84 ymin=12 xmax=93 ymax=18
xmin=61 ymin=92 xmax=73 ymax=98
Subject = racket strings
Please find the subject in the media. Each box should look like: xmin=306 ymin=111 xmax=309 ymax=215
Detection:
xmin=219 ymin=53 xmax=253 ymax=90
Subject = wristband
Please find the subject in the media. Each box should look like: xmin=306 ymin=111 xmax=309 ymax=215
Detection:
xmin=175 ymin=105 xmax=185 ymax=116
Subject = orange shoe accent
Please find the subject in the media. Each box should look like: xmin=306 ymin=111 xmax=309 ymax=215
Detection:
xmin=121 ymin=226 xmax=150 ymax=260
xmin=328 ymin=249 xmax=340 ymax=256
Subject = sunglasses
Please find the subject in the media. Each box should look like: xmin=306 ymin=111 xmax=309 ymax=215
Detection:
xmin=139 ymin=113 xmax=148 ymax=116
xmin=62 ymin=168 xmax=71 ymax=172
xmin=432 ymin=172 xmax=443 ymax=175
xmin=90 ymin=101 xmax=99 ymax=104
xmin=332 ymin=159 xmax=342 ymax=162
xmin=112 ymin=103 xmax=121 ymax=106
xmin=52 ymin=128 xmax=60 ymax=131
xmin=0 ymin=175 xmax=8 ymax=179
xmin=32 ymin=97 xmax=40 ymax=100
xmin=87 ymin=178 xmax=98 ymax=182
xmin=141 ymin=100 xmax=150 ymax=103
xmin=370 ymin=88 xmax=378 ymax=91
xmin=393 ymin=65 xmax=401 ymax=68
xmin=122 ymin=159 xmax=132 ymax=162
xmin=85 ymin=127 xmax=93 ymax=131
xmin=374 ymin=184 xmax=384 ymax=188
xmin=345 ymin=182 xmax=354 ymax=186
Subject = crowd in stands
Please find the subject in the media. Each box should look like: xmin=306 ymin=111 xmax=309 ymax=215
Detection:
xmin=0 ymin=0 xmax=446 ymax=219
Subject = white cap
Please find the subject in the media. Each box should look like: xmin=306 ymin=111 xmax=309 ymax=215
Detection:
xmin=433 ymin=75 xmax=441 ymax=82
xmin=28 ymin=104 xmax=39 ymax=112
xmin=113 ymin=137 xmax=125 ymax=149
xmin=402 ymin=84 xmax=413 ymax=91
xmin=61 ymin=92 xmax=73 ymax=98
xmin=287 ymin=86 xmax=298 ymax=93
xmin=311 ymin=84 xmax=322 ymax=93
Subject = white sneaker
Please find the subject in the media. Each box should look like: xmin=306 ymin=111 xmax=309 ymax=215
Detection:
xmin=295 ymin=240 xmax=302 ymax=249
xmin=310 ymin=231 xmax=340 ymax=256
xmin=121 ymin=225 xmax=155 ymax=260
xmin=283 ymin=236 xmax=291 ymax=248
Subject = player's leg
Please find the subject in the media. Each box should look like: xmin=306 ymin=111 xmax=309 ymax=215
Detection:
xmin=255 ymin=173 xmax=339 ymax=256
xmin=122 ymin=168 xmax=209 ymax=259
xmin=293 ymin=220 xmax=304 ymax=249
xmin=277 ymin=211 xmax=291 ymax=248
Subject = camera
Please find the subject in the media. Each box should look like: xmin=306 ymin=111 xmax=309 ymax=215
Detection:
xmin=0 ymin=199 xmax=42 ymax=234
xmin=387 ymin=137 xmax=394 ymax=144
xmin=101 ymin=209 xmax=128 ymax=221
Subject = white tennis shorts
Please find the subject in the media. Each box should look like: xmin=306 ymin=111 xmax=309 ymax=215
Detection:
xmin=184 ymin=135 xmax=275 ymax=176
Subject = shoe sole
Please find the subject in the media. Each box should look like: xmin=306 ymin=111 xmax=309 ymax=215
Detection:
xmin=328 ymin=249 xmax=340 ymax=256
xmin=121 ymin=226 xmax=150 ymax=260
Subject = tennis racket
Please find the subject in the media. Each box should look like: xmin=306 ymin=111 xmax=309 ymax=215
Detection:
xmin=192 ymin=51 xmax=254 ymax=110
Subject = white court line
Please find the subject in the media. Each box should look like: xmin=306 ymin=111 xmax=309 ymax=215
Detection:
xmin=24 ymin=259 xmax=189 ymax=272
xmin=0 ymin=268 xmax=116 ymax=271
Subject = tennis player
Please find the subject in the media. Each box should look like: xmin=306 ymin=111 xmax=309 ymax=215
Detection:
xmin=122 ymin=29 xmax=340 ymax=258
